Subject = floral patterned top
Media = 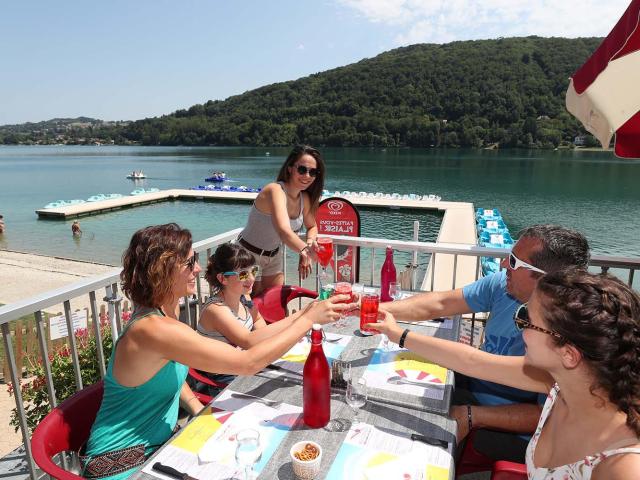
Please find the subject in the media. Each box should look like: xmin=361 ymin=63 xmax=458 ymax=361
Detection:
xmin=526 ymin=384 xmax=640 ymax=479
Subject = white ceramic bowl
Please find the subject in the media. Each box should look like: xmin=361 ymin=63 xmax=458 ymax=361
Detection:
xmin=290 ymin=440 xmax=323 ymax=479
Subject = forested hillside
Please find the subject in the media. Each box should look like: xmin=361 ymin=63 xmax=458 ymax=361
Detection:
xmin=2 ymin=36 xmax=603 ymax=148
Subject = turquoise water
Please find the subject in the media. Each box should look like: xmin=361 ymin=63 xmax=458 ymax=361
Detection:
xmin=1 ymin=146 xmax=639 ymax=269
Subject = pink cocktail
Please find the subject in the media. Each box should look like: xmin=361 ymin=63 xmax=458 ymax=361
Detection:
xmin=359 ymin=293 xmax=380 ymax=334
xmin=316 ymin=237 xmax=334 ymax=283
xmin=332 ymin=282 xmax=354 ymax=304
xmin=317 ymin=238 xmax=333 ymax=268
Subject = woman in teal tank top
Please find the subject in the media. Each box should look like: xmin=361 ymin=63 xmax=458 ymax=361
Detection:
xmin=82 ymin=223 xmax=355 ymax=479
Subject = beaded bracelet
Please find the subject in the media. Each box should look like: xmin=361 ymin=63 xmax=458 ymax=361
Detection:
xmin=467 ymin=404 xmax=473 ymax=432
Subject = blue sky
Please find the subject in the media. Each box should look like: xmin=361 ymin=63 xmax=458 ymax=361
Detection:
xmin=0 ymin=0 xmax=630 ymax=125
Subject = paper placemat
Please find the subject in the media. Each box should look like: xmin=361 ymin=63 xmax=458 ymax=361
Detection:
xmin=361 ymin=339 xmax=448 ymax=401
xmin=142 ymin=389 xmax=301 ymax=480
xmin=325 ymin=421 xmax=452 ymax=480
xmin=266 ymin=332 xmax=352 ymax=378
xmin=394 ymin=293 xmax=454 ymax=329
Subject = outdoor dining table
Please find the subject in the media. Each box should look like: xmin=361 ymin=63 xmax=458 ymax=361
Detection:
xmin=131 ymin=315 xmax=461 ymax=480
xmin=258 ymin=313 xmax=461 ymax=415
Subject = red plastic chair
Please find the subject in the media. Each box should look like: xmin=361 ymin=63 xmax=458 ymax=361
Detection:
xmin=456 ymin=428 xmax=495 ymax=476
xmin=252 ymin=285 xmax=318 ymax=323
xmin=31 ymin=381 xmax=104 ymax=480
xmin=491 ymin=461 xmax=527 ymax=480
xmin=187 ymin=367 xmax=229 ymax=404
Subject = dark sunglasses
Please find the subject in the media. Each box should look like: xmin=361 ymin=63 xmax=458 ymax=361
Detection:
xmin=223 ymin=265 xmax=260 ymax=281
xmin=183 ymin=253 xmax=197 ymax=271
xmin=295 ymin=165 xmax=318 ymax=177
xmin=513 ymin=304 xmax=564 ymax=340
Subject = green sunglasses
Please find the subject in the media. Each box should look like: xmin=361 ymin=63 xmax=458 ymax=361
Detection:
xmin=223 ymin=266 xmax=260 ymax=281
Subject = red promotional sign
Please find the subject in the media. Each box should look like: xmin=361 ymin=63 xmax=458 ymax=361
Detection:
xmin=316 ymin=197 xmax=361 ymax=283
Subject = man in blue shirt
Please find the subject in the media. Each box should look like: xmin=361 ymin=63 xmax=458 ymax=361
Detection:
xmin=383 ymin=224 xmax=590 ymax=462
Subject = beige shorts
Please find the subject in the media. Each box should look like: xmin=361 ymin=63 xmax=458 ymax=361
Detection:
xmin=240 ymin=246 xmax=284 ymax=278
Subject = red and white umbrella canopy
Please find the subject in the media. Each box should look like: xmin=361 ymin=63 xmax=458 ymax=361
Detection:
xmin=566 ymin=0 xmax=640 ymax=158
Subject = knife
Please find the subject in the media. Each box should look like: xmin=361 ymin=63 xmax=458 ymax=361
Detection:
xmin=266 ymin=364 xmax=302 ymax=376
xmin=410 ymin=433 xmax=450 ymax=449
xmin=397 ymin=317 xmax=445 ymax=326
xmin=152 ymin=462 xmax=199 ymax=480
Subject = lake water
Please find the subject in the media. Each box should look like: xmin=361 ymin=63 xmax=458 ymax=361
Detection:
xmin=0 ymin=146 xmax=638 ymax=269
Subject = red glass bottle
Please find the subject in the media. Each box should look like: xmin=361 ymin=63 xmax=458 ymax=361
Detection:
xmin=380 ymin=246 xmax=397 ymax=302
xmin=303 ymin=324 xmax=330 ymax=428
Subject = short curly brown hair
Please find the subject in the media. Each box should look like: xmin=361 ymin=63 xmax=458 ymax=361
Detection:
xmin=121 ymin=223 xmax=192 ymax=307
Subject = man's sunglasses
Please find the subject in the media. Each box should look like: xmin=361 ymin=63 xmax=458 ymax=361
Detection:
xmin=514 ymin=303 xmax=564 ymax=340
xmin=295 ymin=165 xmax=318 ymax=177
xmin=508 ymin=252 xmax=546 ymax=275
xmin=183 ymin=253 xmax=197 ymax=271
xmin=223 ymin=266 xmax=260 ymax=281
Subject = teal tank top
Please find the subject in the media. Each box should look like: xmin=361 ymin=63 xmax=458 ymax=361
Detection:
xmin=84 ymin=306 xmax=189 ymax=480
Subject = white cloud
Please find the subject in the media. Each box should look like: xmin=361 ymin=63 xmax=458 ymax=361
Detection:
xmin=337 ymin=0 xmax=631 ymax=45
xmin=297 ymin=43 xmax=306 ymax=50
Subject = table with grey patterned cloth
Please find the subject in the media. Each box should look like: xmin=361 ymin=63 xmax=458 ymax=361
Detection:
xmin=132 ymin=315 xmax=461 ymax=480
xmin=258 ymin=314 xmax=461 ymax=415
xmin=132 ymin=373 xmax=457 ymax=480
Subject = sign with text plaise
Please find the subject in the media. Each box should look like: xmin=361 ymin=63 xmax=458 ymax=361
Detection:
xmin=317 ymin=197 xmax=361 ymax=283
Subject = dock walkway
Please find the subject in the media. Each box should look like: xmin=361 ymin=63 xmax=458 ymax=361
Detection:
xmin=36 ymin=189 xmax=465 ymax=219
xmin=35 ymin=189 xmax=479 ymax=292
xmin=422 ymin=202 xmax=479 ymax=291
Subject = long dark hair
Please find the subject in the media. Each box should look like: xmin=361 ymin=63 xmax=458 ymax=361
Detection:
xmin=121 ymin=223 xmax=192 ymax=307
xmin=204 ymin=243 xmax=255 ymax=294
xmin=276 ymin=144 xmax=325 ymax=211
xmin=536 ymin=269 xmax=640 ymax=436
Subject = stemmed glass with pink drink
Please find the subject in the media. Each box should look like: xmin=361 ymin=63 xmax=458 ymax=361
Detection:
xmin=316 ymin=237 xmax=334 ymax=285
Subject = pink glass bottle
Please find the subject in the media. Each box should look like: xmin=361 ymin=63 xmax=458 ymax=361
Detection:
xmin=380 ymin=246 xmax=397 ymax=302
xmin=302 ymin=324 xmax=330 ymax=427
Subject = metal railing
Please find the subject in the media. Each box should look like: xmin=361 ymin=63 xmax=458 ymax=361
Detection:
xmin=2 ymin=227 xmax=639 ymax=479
xmin=0 ymin=228 xmax=240 ymax=479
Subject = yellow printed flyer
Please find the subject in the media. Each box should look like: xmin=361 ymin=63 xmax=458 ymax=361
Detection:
xmin=325 ymin=422 xmax=452 ymax=480
xmin=362 ymin=340 xmax=449 ymax=401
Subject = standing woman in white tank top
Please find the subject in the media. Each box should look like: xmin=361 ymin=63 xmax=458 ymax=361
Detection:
xmin=238 ymin=145 xmax=325 ymax=294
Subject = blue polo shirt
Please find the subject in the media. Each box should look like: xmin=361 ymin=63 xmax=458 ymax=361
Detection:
xmin=462 ymin=270 xmax=540 ymax=406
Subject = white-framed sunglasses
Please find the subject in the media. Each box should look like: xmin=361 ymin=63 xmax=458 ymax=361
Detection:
xmin=508 ymin=252 xmax=546 ymax=274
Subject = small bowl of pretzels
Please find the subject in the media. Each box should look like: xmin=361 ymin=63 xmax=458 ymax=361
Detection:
xmin=289 ymin=440 xmax=323 ymax=479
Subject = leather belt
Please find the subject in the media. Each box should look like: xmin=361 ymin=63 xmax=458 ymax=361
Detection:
xmin=238 ymin=237 xmax=280 ymax=257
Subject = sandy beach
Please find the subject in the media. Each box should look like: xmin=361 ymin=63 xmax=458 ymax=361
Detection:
xmin=0 ymin=250 xmax=118 ymax=311
xmin=0 ymin=250 xmax=117 ymax=457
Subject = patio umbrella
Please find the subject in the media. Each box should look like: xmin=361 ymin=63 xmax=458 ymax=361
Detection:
xmin=566 ymin=0 xmax=640 ymax=158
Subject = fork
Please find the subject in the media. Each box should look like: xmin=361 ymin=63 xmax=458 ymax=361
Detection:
xmin=230 ymin=392 xmax=283 ymax=408
xmin=387 ymin=375 xmax=433 ymax=387
xmin=324 ymin=335 xmax=342 ymax=343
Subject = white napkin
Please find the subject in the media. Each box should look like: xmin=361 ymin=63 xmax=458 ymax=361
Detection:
xmin=198 ymin=414 xmax=263 ymax=464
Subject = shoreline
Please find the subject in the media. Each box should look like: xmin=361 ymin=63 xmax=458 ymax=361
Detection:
xmin=0 ymin=249 xmax=117 ymax=310
xmin=0 ymin=250 xmax=118 ymax=457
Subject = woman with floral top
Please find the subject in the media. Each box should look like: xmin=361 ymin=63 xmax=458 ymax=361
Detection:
xmin=370 ymin=269 xmax=640 ymax=479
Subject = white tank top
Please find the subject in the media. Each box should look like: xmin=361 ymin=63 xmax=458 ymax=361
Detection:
xmin=526 ymin=384 xmax=640 ymax=479
xmin=197 ymin=295 xmax=253 ymax=347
